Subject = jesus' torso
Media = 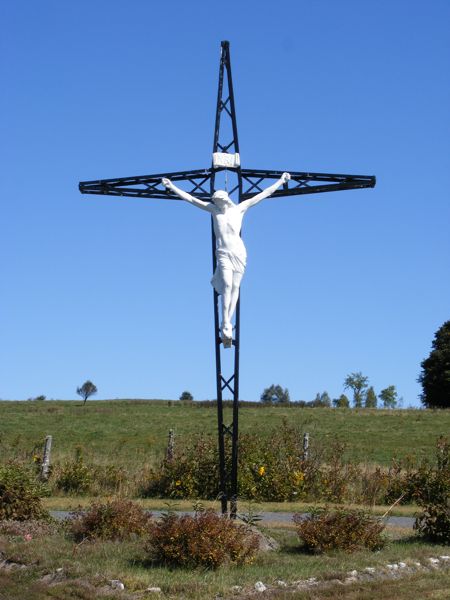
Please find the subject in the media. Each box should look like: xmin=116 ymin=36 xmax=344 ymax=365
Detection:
xmin=210 ymin=204 xmax=246 ymax=261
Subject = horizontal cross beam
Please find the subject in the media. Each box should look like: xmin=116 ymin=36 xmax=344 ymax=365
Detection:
xmin=240 ymin=169 xmax=375 ymax=199
xmin=79 ymin=167 xmax=375 ymax=201
xmin=79 ymin=168 xmax=213 ymax=200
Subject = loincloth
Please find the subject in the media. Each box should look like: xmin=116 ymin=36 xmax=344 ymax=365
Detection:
xmin=211 ymin=248 xmax=247 ymax=295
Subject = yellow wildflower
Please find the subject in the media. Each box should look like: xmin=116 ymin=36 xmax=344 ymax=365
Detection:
xmin=175 ymin=480 xmax=181 ymax=486
xmin=293 ymin=470 xmax=304 ymax=484
xmin=258 ymin=466 xmax=265 ymax=476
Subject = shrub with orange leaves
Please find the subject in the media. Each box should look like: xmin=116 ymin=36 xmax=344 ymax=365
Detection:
xmin=146 ymin=509 xmax=259 ymax=569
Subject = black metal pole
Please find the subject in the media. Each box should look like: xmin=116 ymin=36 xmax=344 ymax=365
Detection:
xmin=229 ymin=300 xmax=240 ymax=517
xmin=212 ymin=42 xmax=229 ymax=515
xmin=211 ymin=41 xmax=242 ymax=517
xmin=223 ymin=41 xmax=242 ymax=519
xmin=211 ymin=234 xmax=227 ymax=515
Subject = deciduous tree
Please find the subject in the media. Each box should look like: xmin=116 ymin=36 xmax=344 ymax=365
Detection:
xmin=311 ymin=391 xmax=331 ymax=407
xmin=260 ymin=384 xmax=290 ymax=404
xmin=380 ymin=385 xmax=397 ymax=409
xmin=76 ymin=380 xmax=98 ymax=405
xmin=344 ymin=372 xmax=369 ymax=408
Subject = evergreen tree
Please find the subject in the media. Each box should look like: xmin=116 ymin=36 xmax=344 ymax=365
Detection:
xmin=419 ymin=320 xmax=450 ymax=408
xmin=365 ymin=386 xmax=377 ymax=408
xmin=333 ymin=394 xmax=350 ymax=408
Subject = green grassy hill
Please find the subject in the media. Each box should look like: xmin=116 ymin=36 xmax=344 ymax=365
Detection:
xmin=1 ymin=400 xmax=448 ymax=466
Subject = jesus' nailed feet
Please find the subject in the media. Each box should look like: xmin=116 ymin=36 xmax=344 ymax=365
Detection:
xmin=222 ymin=322 xmax=233 ymax=347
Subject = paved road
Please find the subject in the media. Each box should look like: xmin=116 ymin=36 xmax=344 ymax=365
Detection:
xmin=50 ymin=511 xmax=415 ymax=529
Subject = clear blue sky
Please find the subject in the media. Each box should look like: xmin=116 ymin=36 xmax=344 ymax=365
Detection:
xmin=1 ymin=0 xmax=449 ymax=405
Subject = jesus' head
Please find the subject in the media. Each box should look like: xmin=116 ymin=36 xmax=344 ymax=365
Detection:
xmin=212 ymin=190 xmax=234 ymax=209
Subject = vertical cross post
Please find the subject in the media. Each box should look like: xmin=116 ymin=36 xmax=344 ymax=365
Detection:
xmin=211 ymin=41 xmax=242 ymax=517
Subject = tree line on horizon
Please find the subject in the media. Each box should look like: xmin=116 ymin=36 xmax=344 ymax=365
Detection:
xmin=259 ymin=377 xmax=399 ymax=409
xmin=25 ymin=321 xmax=449 ymax=409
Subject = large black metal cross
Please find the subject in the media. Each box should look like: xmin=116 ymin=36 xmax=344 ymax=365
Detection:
xmin=79 ymin=41 xmax=375 ymax=517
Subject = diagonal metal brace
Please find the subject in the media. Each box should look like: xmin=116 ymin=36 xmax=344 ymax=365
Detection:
xmin=221 ymin=374 xmax=235 ymax=395
xmin=222 ymin=423 xmax=234 ymax=437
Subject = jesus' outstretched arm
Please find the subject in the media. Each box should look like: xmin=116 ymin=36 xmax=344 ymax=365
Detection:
xmin=162 ymin=178 xmax=213 ymax=212
xmin=239 ymin=172 xmax=291 ymax=212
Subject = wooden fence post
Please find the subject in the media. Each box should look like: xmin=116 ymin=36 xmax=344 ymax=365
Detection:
xmin=166 ymin=429 xmax=174 ymax=462
xmin=40 ymin=435 xmax=52 ymax=480
xmin=303 ymin=432 xmax=309 ymax=461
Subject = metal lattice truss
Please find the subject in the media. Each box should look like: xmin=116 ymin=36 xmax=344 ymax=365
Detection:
xmin=79 ymin=167 xmax=375 ymax=201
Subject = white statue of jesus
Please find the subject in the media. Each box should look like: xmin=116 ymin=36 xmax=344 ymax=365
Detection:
xmin=162 ymin=172 xmax=291 ymax=344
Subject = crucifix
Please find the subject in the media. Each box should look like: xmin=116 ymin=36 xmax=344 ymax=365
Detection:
xmin=79 ymin=41 xmax=375 ymax=517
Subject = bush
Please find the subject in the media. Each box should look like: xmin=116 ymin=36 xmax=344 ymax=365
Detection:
xmin=0 ymin=463 xmax=48 ymax=521
xmin=142 ymin=435 xmax=218 ymax=499
xmin=143 ymin=422 xmax=312 ymax=502
xmin=144 ymin=429 xmax=400 ymax=505
xmin=414 ymin=502 xmax=450 ymax=544
xmin=55 ymin=447 xmax=93 ymax=494
xmin=70 ymin=498 xmax=152 ymax=541
xmin=383 ymin=455 xmax=417 ymax=505
xmin=410 ymin=437 xmax=450 ymax=505
xmin=413 ymin=436 xmax=450 ymax=543
xmin=313 ymin=441 xmax=361 ymax=503
xmin=146 ymin=509 xmax=259 ymax=568
xmin=92 ymin=464 xmax=127 ymax=494
xmin=293 ymin=507 xmax=386 ymax=553
xmin=356 ymin=466 xmax=390 ymax=506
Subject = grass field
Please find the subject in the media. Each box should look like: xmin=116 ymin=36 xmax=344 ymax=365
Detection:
xmin=1 ymin=400 xmax=448 ymax=467
xmin=1 ymin=401 xmax=449 ymax=598
xmin=0 ymin=518 xmax=449 ymax=600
